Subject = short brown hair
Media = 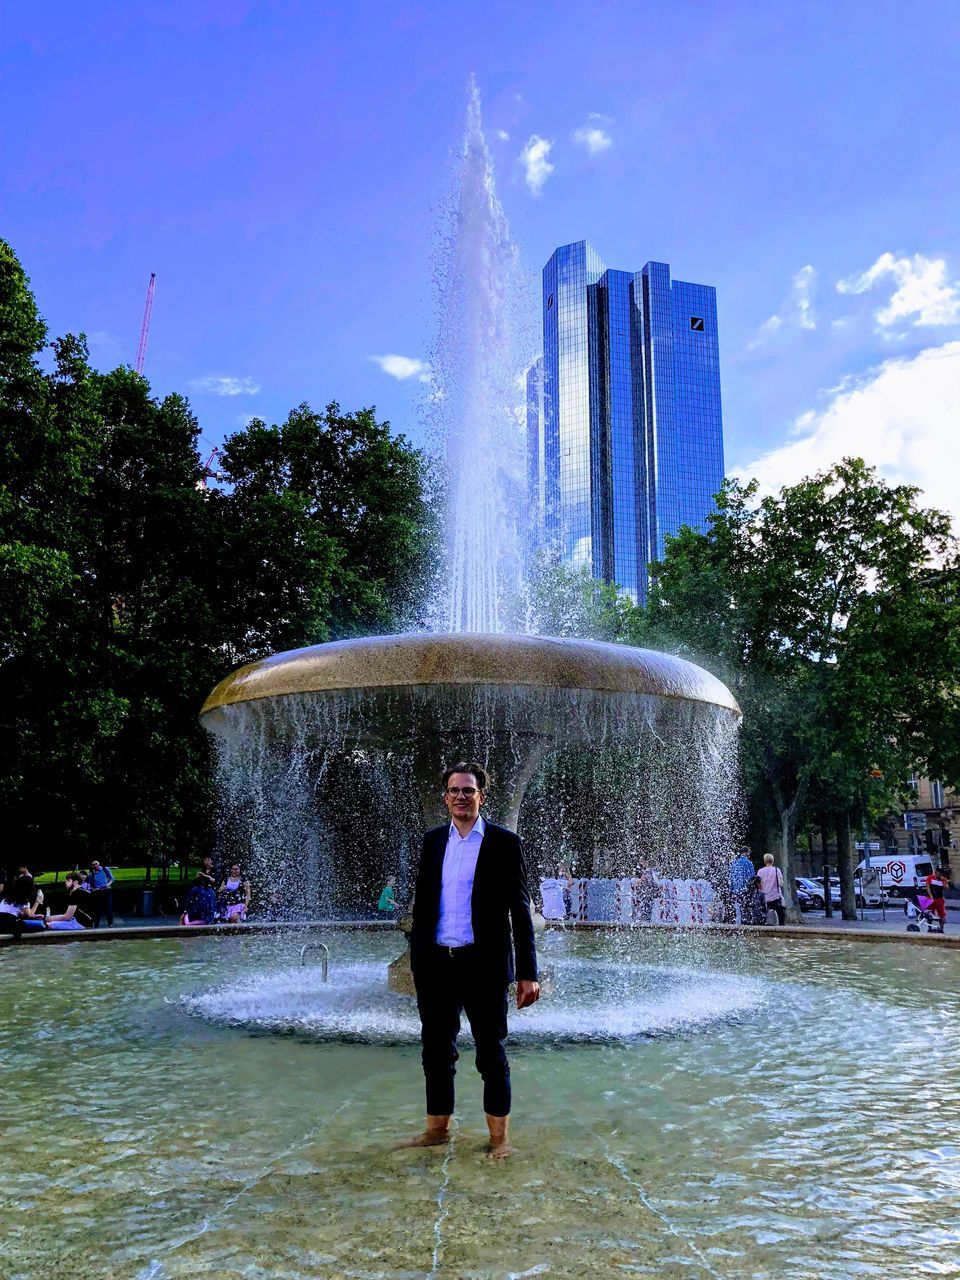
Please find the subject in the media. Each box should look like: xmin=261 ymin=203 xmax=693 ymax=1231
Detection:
xmin=441 ymin=761 xmax=490 ymax=791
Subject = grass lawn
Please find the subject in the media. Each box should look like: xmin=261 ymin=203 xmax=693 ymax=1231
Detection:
xmin=35 ymin=866 xmax=198 ymax=886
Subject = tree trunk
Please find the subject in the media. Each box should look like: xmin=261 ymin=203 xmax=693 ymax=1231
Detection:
xmin=835 ymin=812 xmax=857 ymax=920
xmin=820 ymin=822 xmax=833 ymax=918
xmin=767 ymin=769 xmax=808 ymax=924
xmin=778 ymin=805 xmax=802 ymax=922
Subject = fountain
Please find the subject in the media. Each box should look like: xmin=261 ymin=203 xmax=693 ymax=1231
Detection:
xmin=200 ymin=631 xmax=741 ymax=995
xmin=196 ymin=82 xmax=743 ymax=1022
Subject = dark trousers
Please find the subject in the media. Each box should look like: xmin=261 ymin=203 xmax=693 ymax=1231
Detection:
xmin=91 ymin=890 xmax=113 ymax=927
xmin=414 ymin=946 xmax=511 ymax=1118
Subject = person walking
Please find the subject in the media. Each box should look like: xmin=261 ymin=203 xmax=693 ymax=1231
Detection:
xmin=398 ymin=761 xmax=540 ymax=1159
xmin=86 ymin=860 xmax=115 ymax=927
xmin=922 ymin=867 xmax=953 ymax=933
xmin=757 ymin=853 xmax=785 ymax=925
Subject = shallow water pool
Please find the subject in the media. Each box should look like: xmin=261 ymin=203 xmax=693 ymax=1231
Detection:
xmin=2 ymin=930 xmax=958 ymax=1279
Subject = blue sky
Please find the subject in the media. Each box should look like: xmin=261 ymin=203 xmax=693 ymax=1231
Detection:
xmin=3 ymin=0 xmax=960 ymax=520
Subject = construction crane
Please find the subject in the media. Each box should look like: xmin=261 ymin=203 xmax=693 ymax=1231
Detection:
xmin=134 ymin=272 xmax=156 ymax=374
xmin=197 ymin=447 xmax=222 ymax=492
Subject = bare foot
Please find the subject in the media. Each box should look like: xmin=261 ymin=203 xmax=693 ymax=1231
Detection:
xmin=393 ymin=1128 xmax=450 ymax=1150
xmin=486 ymin=1139 xmax=517 ymax=1160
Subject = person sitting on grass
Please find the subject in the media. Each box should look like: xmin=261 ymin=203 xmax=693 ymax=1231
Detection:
xmin=180 ymin=877 xmax=218 ymax=926
xmin=218 ymin=864 xmax=251 ymax=923
xmin=46 ymin=873 xmax=92 ymax=931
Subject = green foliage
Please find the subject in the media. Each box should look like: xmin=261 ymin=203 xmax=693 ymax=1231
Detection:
xmin=0 ymin=239 xmax=434 ymax=870
xmin=622 ymin=461 xmax=960 ymax=913
xmin=219 ymin=402 xmax=435 ymax=650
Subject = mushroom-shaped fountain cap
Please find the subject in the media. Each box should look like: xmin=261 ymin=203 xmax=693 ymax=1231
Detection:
xmin=200 ymin=633 xmax=740 ymax=721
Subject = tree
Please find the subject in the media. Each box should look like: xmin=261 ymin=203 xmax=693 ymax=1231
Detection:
xmin=626 ymin=461 xmax=960 ymax=919
xmin=219 ymin=403 xmax=436 ymax=653
xmin=0 ymin=238 xmax=436 ymax=870
xmin=0 ymin=246 xmax=81 ymax=661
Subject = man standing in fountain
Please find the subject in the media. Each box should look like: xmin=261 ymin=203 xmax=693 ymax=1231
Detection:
xmin=398 ymin=762 xmax=540 ymax=1159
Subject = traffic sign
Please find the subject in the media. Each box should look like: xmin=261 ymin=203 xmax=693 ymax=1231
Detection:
xmin=903 ymin=812 xmax=927 ymax=832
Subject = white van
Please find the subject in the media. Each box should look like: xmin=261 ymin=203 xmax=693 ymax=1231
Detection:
xmin=854 ymin=855 xmax=934 ymax=899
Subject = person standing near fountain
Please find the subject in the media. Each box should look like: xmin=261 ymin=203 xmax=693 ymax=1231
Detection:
xmin=758 ymin=852 xmax=786 ymax=926
xmin=398 ymin=762 xmax=540 ymax=1160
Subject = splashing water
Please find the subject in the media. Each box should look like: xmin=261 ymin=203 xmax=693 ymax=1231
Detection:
xmin=431 ymin=78 xmax=527 ymax=633
xmin=210 ymin=682 xmax=740 ymax=918
xmin=182 ymin=949 xmax=766 ymax=1045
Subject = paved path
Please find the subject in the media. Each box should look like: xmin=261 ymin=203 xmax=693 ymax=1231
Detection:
xmin=792 ymin=900 xmax=959 ymax=933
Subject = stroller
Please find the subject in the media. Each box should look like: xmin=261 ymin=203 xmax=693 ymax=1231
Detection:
xmin=904 ymin=895 xmax=942 ymax=933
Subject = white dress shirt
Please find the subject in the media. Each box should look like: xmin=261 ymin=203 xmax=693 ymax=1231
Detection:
xmin=435 ymin=815 xmax=486 ymax=946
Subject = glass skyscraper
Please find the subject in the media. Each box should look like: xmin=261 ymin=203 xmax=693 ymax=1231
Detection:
xmin=527 ymin=241 xmax=724 ymax=603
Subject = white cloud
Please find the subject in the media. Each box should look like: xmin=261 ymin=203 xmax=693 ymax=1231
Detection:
xmin=572 ymin=121 xmax=613 ymax=154
xmin=187 ymin=375 xmax=261 ymax=396
xmin=495 ymin=128 xmax=510 ymax=141
xmin=368 ymin=353 xmax=431 ymax=382
xmin=837 ymin=252 xmax=960 ymax=327
xmin=749 ymin=266 xmax=816 ymax=347
xmin=736 ymin=340 xmax=960 ymax=528
xmin=793 ymin=264 xmax=816 ymax=330
xmin=519 ymin=135 xmax=554 ymax=194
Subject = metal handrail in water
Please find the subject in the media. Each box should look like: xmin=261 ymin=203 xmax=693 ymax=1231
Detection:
xmin=299 ymin=941 xmax=330 ymax=981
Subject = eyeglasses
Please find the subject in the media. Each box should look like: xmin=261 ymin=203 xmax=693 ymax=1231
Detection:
xmin=445 ymin=787 xmax=478 ymax=797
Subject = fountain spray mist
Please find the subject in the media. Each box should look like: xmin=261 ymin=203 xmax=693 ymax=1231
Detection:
xmin=431 ymin=78 xmax=527 ymax=632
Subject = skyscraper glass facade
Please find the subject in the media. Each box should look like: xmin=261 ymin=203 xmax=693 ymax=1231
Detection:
xmin=531 ymin=242 xmax=724 ymax=602
xmin=525 ymin=356 xmax=545 ymax=565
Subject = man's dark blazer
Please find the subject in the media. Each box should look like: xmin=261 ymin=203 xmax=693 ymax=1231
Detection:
xmin=409 ymin=820 xmax=538 ymax=987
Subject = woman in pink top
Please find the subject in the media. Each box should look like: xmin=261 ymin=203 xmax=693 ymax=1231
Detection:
xmin=757 ymin=853 xmax=785 ymax=925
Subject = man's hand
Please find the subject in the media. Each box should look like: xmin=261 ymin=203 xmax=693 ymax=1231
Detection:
xmin=516 ymin=979 xmax=540 ymax=1009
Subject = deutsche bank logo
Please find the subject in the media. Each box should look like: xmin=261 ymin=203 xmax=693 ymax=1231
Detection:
xmin=690 ymin=316 xmax=704 ymax=331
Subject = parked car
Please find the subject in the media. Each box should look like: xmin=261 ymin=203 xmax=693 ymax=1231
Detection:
xmin=854 ymin=874 xmax=885 ymax=908
xmin=793 ymin=880 xmax=815 ymax=911
xmin=813 ymin=876 xmax=842 ymax=908
xmin=796 ymin=876 xmax=826 ymax=909
xmin=804 ymin=874 xmax=886 ymax=909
